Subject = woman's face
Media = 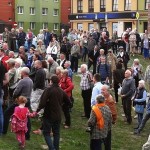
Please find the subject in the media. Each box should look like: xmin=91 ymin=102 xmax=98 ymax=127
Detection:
xmin=139 ymin=83 xmax=143 ymax=89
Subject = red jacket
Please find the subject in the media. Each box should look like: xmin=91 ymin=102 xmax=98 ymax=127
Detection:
xmin=1 ymin=55 xmax=9 ymax=70
xmin=59 ymin=77 xmax=74 ymax=97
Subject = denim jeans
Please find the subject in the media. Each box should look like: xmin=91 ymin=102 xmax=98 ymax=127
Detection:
xmin=137 ymin=113 xmax=143 ymax=127
xmin=43 ymin=118 xmax=61 ymax=150
xmin=0 ymin=90 xmax=4 ymax=135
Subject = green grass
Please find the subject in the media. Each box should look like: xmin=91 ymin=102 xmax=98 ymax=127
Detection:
xmin=1 ymin=54 xmax=150 ymax=150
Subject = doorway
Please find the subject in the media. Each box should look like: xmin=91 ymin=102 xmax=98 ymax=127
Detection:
xmin=124 ymin=22 xmax=132 ymax=31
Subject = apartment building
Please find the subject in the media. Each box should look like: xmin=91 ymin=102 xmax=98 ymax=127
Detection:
xmin=15 ymin=0 xmax=60 ymax=34
xmin=69 ymin=0 xmax=149 ymax=37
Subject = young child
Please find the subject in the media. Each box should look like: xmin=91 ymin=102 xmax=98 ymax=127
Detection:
xmin=11 ymin=96 xmax=36 ymax=149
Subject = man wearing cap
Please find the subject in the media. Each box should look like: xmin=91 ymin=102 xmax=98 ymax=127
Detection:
xmin=36 ymin=75 xmax=70 ymax=150
xmin=117 ymin=46 xmax=130 ymax=70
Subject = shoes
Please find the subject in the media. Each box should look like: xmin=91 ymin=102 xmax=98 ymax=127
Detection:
xmin=134 ymin=126 xmax=139 ymax=129
xmin=134 ymin=130 xmax=140 ymax=135
xmin=33 ymin=129 xmax=42 ymax=135
xmin=41 ymin=144 xmax=48 ymax=150
xmin=121 ymin=114 xmax=125 ymax=117
xmin=134 ymin=115 xmax=138 ymax=119
xmin=64 ymin=125 xmax=70 ymax=129
xmin=81 ymin=115 xmax=86 ymax=118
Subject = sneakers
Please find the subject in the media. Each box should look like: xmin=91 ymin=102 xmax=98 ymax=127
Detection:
xmin=134 ymin=129 xmax=140 ymax=135
xmin=41 ymin=145 xmax=48 ymax=150
xmin=121 ymin=114 xmax=125 ymax=117
xmin=64 ymin=125 xmax=70 ymax=129
xmin=134 ymin=115 xmax=138 ymax=119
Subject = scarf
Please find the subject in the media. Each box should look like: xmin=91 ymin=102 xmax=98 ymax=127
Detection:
xmin=92 ymin=103 xmax=105 ymax=129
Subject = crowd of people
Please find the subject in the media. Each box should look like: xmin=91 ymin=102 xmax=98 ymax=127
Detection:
xmin=0 ymin=26 xmax=150 ymax=150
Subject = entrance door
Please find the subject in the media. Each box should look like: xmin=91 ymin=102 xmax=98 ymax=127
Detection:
xmin=143 ymin=22 xmax=148 ymax=32
xmin=124 ymin=22 xmax=132 ymax=31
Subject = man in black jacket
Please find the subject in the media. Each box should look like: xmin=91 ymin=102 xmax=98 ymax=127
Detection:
xmin=36 ymin=75 xmax=70 ymax=150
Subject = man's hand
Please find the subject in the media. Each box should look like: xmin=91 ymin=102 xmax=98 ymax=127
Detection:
xmin=121 ymin=95 xmax=125 ymax=98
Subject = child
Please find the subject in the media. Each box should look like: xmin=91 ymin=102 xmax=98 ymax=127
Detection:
xmin=11 ymin=96 xmax=36 ymax=149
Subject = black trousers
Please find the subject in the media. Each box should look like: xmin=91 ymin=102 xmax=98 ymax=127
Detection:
xmin=122 ymin=97 xmax=132 ymax=124
xmin=88 ymin=61 xmax=96 ymax=75
xmin=3 ymin=100 xmax=31 ymax=140
xmin=71 ymin=56 xmax=78 ymax=73
xmin=81 ymin=89 xmax=92 ymax=118
xmin=114 ymin=83 xmax=119 ymax=102
xmin=62 ymin=105 xmax=71 ymax=126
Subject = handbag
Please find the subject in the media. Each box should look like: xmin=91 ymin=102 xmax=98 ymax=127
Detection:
xmin=135 ymin=104 xmax=144 ymax=114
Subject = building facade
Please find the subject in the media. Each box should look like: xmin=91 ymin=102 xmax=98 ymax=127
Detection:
xmin=60 ymin=0 xmax=71 ymax=32
xmin=0 ymin=0 xmax=15 ymax=32
xmin=15 ymin=0 xmax=60 ymax=34
xmin=69 ymin=0 xmax=149 ymax=37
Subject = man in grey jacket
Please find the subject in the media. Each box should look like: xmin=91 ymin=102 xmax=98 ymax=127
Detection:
xmin=121 ymin=69 xmax=135 ymax=124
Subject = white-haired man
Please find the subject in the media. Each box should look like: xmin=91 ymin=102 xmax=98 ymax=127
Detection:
xmin=64 ymin=60 xmax=73 ymax=80
xmin=121 ymin=69 xmax=135 ymax=124
xmin=3 ymin=67 xmax=33 ymax=140
xmin=17 ymin=27 xmax=26 ymax=48
xmin=80 ymin=64 xmax=93 ymax=118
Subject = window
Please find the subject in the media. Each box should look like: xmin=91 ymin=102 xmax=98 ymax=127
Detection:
xmin=30 ymin=22 xmax=35 ymax=30
xmin=54 ymin=23 xmax=59 ymax=31
xmin=53 ymin=9 xmax=59 ymax=16
xmin=145 ymin=0 xmax=150 ymax=10
xmin=54 ymin=0 xmax=59 ymax=2
xmin=17 ymin=6 xmax=24 ymax=14
xmin=18 ymin=22 xmax=24 ymax=28
xmin=42 ymin=22 xmax=48 ymax=29
xmin=125 ymin=0 xmax=131 ymax=11
xmin=113 ymin=0 xmax=118 ymax=11
xmin=30 ymin=7 xmax=35 ymax=15
xmin=89 ymin=0 xmax=94 ymax=13
xmin=77 ymin=23 xmax=83 ymax=30
xmin=42 ymin=8 xmax=48 ymax=15
xmin=100 ymin=0 xmax=106 ymax=12
xmin=77 ymin=0 xmax=83 ymax=13
xmin=88 ymin=23 xmax=94 ymax=31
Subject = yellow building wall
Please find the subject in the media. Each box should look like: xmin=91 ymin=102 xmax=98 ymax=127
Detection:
xmin=72 ymin=0 xmax=77 ymax=13
xmin=138 ymin=0 xmax=145 ymax=10
xmin=94 ymin=0 xmax=100 ymax=12
xmin=83 ymin=0 xmax=88 ymax=13
xmin=118 ymin=0 xmax=124 ymax=11
xmin=131 ymin=0 xmax=137 ymax=10
xmin=106 ymin=0 xmax=112 ymax=12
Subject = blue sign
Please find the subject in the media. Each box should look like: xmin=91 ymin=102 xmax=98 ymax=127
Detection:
xmin=77 ymin=14 xmax=95 ymax=19
xmin=97 ymin=13 xmax=105 ymax=19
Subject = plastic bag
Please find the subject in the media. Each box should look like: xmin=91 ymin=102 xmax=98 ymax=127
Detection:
xmin=118 ymin=85 xmax=122 ymax=95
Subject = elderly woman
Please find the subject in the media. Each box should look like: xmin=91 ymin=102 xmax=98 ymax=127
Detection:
xmin=37 ymin=29 xmax=44 ymax=42
xmin=129 ymin=31 xmax=137 ymax=56
xmin=131 ymin=58 xmax=143 ymax=87
xmin=56 ymin=66 xmax=63 ymax=80
xmin=133 ymin=80 xmax=147 ymax=129
xmin=59 ymin=69 xmax=74 ymax=128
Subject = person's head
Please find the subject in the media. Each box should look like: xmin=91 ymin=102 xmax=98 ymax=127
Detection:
xmin=64 ymin=61 xmax=71 ymax=69
xmin=39 ymin=29 xmax=43 ymax=34
xmin=80 ymin=64 xmax=87 ymax=73
xmin=116 ymin=62 xmax=122 ymax=69
xmin=56 ymin=66 xmax=63 ymax=76
xmin=34 ymin=60 xmax=42 ymax=69
xmin=100 ymin=56 xmax=106 ymax=63
xmin=94 ymin=45 xmax=99 ymax=51
xmin=19 ymin=46 xmax=25 ymax=53
xmin=100 ymin=49 xmax=104 ymax=55
xmin=119 ymin=46 xmax=124 ymax=52
xmin=125 ymin=70 xmax=131 ymax=78
xmin=4 ymin=27 xmax=8 ymax=32
xmin=15 ymin=58 xmax=23 ymax=68
xmin=16 ymin=96 xmax=27 ymax=106
xmin=108 ymin=49 xmax=113 ymax=55
xmin=47 ymin=56 xmax=54 ymax=64
xmin=93 ymin=73 xmax=101 ymax=84
xmin=61 ymin=69 xmax=68 ymax=78
xmin=29 ymin=47 xmax=35 ymax=54
xmin=60 ymin=53 xmax=66 ymax=60
xmin=33 ymin=54 xmax=40 ymax=61
xmin=50 ymin=75 xmax=59 ymax=85
xmin=101 ymin=85 xmax=110 ymax=97
xmin=96 ymin=94 xmax=105 ymax=104
xmin=61 ymin=29 xmax=65 ymax=34
xmin=0 ymin=49 xmax=5 ymax=57
xmin=133 ymin=58 xmax=139 ymax=65
xmin=2 ymin=42 xmax=8 ymax=50
xmin=138 ymin=80 xmax=145 ymax=89
xmin=8 ymin=51 xmax=15 ymax=58
xmin=41 ymin=60 xmax=48 ymax=69
xmin=20 ymin=67 xmax=30 ymax=78
xmin=19 ymin=27 xmax=23 ymax=32
xmin=6 ymin=58 xmax=15 ymax=68
xmin=38 ymin=39 xmax=43 ymax=45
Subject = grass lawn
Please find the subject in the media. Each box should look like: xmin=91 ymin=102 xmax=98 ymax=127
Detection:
xmin=1 ymin=54 xmax=150 ymax=150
